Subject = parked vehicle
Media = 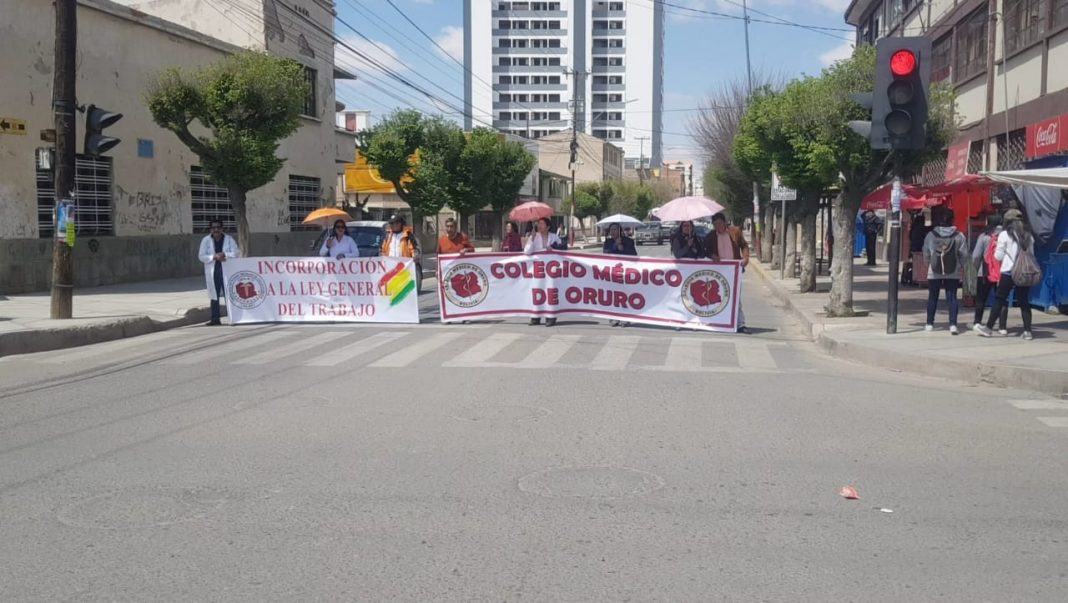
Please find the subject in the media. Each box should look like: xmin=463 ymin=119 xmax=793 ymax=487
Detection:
xmin=634 ymin=222 xmax=665 ymax=246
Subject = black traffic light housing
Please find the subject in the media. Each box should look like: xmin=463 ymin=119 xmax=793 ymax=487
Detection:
xmin=849 ymin=37 xmax=931 ymax=151
xmin=84 ymin=104 xmax=123 ymax=156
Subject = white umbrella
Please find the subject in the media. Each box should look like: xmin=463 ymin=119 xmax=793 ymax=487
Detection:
xmin=596 ymin=214 xmax=643 ymax=228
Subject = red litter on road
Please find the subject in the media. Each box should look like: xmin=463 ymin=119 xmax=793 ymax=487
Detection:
xmin=839 ymin=486 xmax=860 ymax=500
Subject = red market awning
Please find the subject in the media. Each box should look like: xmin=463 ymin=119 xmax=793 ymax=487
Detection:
xmin=860 ymin=182 xmax=926 ymax=210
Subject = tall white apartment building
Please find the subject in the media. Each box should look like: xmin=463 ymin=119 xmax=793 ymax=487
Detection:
xmin=464 ymin=0 xmax=664 ymax=169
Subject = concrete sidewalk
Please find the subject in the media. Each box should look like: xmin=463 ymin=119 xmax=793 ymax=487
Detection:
xmin=750 ymin=258 xmax=1068 ymax=396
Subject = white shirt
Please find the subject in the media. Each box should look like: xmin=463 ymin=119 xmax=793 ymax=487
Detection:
xmin=387 ymin=232 xmax=403 ymax=257
xmin=993 ymin=230 xmax=1023 ymax=273
xmin=524 ymin=232 xmax=561 ymax=253
xmin=319 ymin=234 xmax=359 ymax=259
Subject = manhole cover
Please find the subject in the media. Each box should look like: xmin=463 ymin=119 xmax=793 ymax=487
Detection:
xmin=450 ymin=405 xmax=550 ymax=423
xmin=518 ymin=466 xmax=665 ymax=499
xmin=57 ymin=488 xmax=228 ymax=530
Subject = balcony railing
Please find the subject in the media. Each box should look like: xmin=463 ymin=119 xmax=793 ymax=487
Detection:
xmin=496 ymin=83 xmax=568 ymax=92
xmin=493 ymin=65 xmax=567 ymax=73
xmin=493 ymin=47 xmax=568 ymax=55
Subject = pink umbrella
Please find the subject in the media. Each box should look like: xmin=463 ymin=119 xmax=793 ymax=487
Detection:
xmin=653 ymin=196 xmax=726 ymax=221
xmin=509 ymin=201 xmax=554 ymax=222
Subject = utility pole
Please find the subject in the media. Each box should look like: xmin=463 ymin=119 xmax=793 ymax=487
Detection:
xmin=636 ymin=136 xmax=650 ymax=182
xmin=51 ymin=0 xmax=77 ymax=319
xmin=565 ymin=67 xmax=586 ymax=245
xmin=982 ymin=0 xmax=997 ymax=170
xmin=886 ymin=158 xmax=903 ymax=334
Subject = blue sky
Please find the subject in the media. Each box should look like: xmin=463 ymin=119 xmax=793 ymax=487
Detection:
xmin=333 ymin=0 xmax=857 ymax=170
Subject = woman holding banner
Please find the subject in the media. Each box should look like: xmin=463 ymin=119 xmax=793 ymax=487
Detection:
xmin=603 ymin=223 xmax=638 ymax=327
xmin=525 ymin=217 xmax=561 ymax=326
xmin=319 ymin=219 xmax=359 ymax=260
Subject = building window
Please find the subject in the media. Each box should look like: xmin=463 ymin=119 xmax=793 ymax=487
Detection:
xmin=36 ymin=155 xmax=114 ymax=238
xmin=1005 ymin=0 xmax=1047 ymax=54
xmin=931 ymin=34 xmax=952 ymax=82
xmin=288 ymin=175 xmax=321 ymax=231
xmin=191 ymin=166 xmax=234 ymax=233
xmin=609 ymin=39 xmax=623 ymax=48
xmin=955 ymin=8 xmax=987 ymax=81
xmin=500 ymin=112 xmax=512 ymax=120
xmin=302 ymin=66 xmax=317 ymax=117
xmin=1055 ymin=0 xmax=1068 ymax=26
xmin=609 ymin=58 xmax=623 ymax=66
xmin=609 ymin=75 xmax=623 ymax=84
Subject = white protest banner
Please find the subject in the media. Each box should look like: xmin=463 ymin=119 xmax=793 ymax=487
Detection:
xmin=222 ymin=257 xmax=420 ymax=324
xmin=438 ymin=252 xmax=742 ymax=332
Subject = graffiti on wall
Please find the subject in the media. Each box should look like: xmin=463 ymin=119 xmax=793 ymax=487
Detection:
xmin=116 ymin=185 xmax=185 ymax=233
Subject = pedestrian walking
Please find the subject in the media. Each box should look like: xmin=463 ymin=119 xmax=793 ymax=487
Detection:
xmin=971 ymin=214 xmax=1007 ymax=334
xmin=501 ymin=221 xmax=523 ymax=252
xmin=922 ymin=208 xmax=968 ymax=334
xmin=975 ymin=209 xmax=1037 ymax=340
xmin=671 ymin=220 xmax=704 ymax=259
xmin=438 ymin=217 xmax=475 ymax=255
xmin=704 ymin=212 xmax=751 ymax=333
xmin=198 ymin=219 xmax=240 ymax=326
xmin=524 ymin=217 xmax=562 ymax=326
xmin=319 ymin=219 xmax=359 ymax=259
xmin=603 ymin=223 xmax=637 ymax=327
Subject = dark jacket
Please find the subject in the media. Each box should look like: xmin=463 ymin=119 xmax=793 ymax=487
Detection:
xmin=703 ymin=226 xmax=749 ymax=261
xmin=670 ymin=232 xmax=704 ymax=259
xmin=603 ymin=236 xmax=637 ymax=256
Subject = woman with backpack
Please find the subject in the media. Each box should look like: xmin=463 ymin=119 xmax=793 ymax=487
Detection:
xmin=922 ymin=208 xmax=969 ymax=334
xmin=975 ymin=209 xmax=1039 ymax=340
xmin=971 ymin=214 xmax=1008 ymax=334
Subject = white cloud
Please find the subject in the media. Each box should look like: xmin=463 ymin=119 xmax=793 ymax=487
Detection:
xmin=434 ymin=25 xmax=464 ymax=62
xmin=819 ymin=40 xmax=854 ymax=66
xmin=337 ymin=36 xmax=407 ymax=73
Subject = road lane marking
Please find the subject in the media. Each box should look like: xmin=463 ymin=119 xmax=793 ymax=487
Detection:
xmin=589 ymin=336 xmax=640 ymax=371
xmin=1009 ymin=400 xmax=1068 ymax=410
xmin=163 ymin=331 xmax=293 ymax=365
xmin=304 ymin=332 xmax=410 ymax=367
xmin=232 ymin=331 xmax=349 ymax=365
xmin=733 ymin=340 xmax=779 ymax=370
xmin=1036 ymin=417 xmax=1068 ymax=428
xmin=443 ymin=332 xmax=523 ymax=367
xmin=367 ymin=332 xmax=462 ymax=367
xmin=664 ymin=337 xmax=703 ymax=370
xmin=516 ymin=335 xmax=582 ymax=368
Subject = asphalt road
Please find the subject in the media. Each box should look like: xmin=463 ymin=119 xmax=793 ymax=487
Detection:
xmin=1 ymin=242 xmax=1067 ymax=601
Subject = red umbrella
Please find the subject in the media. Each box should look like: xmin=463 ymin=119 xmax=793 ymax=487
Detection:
xmin=509 ymin=201 xmax=554 ymax=222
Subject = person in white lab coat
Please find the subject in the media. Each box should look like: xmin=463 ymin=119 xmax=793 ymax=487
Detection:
xmin=198 ymin=219 xmax=241 ymax=326
xmin=524 ymin=217 xmax=561 ymax=326
xmin=320 ymin=219 xmax=359 ymax=259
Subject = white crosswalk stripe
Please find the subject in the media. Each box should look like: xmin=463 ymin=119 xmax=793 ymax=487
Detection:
xmin=661 ymin=337 xmax=703 ymax=371
xmin=1005 ymin=399 xmax=1068 ymax=428
xmin=232 ymin=331 xmax=350 ymax=365
xmin=163 ymin=331 xmax=293 ymax=365
xmin=589 ymin=336 xmax=640 ymax=371
xmin=733 ymin=340 xmax=779 ymax=371
xmin=442 ymin=333 xmax=524 ymax=368
xmin=368 ymin=332 xmax=462 ymax=368
xmin=304 ymin=331 xmax=410 ymax=367
xmin=518 ymin=335 xmax=582 ymax=369
xmin=1037 ymin=417 xmax=1068 ymax=428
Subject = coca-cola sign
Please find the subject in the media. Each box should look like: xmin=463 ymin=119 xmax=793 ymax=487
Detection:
xmin=1026 ymin=114 xmax=1068 ymax=158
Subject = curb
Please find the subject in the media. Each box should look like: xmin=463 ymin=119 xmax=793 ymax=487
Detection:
xmin=749 ymin=260 xmax=1068 ymax=396
xmin=0 ymin=306 xmax=213 ymax=358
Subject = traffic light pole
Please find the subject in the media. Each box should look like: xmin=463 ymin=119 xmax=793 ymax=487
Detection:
xmin=51 ymin=0 xmax=77 ymax=320
xmin=886 ymin=155 xmax=903 ymax=335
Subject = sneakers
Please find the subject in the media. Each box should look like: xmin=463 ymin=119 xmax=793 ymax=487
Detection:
xmin=998 ymin=329 xmax=1009 ymax=336
xmin=1022 ymin=331 xmax=1034 ymax=341
xmin=949 ymin=325 xmax=959 ymax=335
xmin=974 ymin=324 xmax=993 ymax=337
xmin=924 ymin=324 xmax=934 ymax=332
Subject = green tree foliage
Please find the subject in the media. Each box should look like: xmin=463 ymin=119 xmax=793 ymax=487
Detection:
xmin=145 ymin=52 xmax=308 ymax=253
xmin=453 ymin=128 xmax=537 ymax=247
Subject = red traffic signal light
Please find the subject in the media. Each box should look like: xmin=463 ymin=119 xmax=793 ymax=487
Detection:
xmin=890 ymin=50 xmax=917 ymax=77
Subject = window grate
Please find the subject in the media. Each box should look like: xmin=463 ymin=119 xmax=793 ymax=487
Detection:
xmin=36 ymin=155 xmax=114 ymax=238
xmin=288 ymin=175 xmax=322 ymax=231
xmin=190 ymin=166 xmax=235 ymax=233
xmin=997 ymin=130 xmax=1028 ymax=171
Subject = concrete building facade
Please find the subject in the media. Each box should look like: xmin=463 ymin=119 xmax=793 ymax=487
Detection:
xmin=845 ymin=0 xmax=1068 ymax=178
xmin=0 ymin=0 xmax=355 ymax=293
xmin=464 ymin=0 xmax=663 ymax=168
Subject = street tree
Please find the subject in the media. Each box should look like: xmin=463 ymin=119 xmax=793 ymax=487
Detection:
xmin=453 ymin=128 xmax=536 ymax=248
xmin=145 ymin=52 xmax=307 ymax=254
xmin=358 ymin=110 xmax=466 ymax=245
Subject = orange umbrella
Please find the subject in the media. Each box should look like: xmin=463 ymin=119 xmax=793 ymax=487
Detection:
xmin=302 ymin=207 xmax=350 ymax=228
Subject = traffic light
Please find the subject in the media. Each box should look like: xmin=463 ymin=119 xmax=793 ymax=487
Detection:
xmin=849 ymin=37 xmax=931 ymax=151
xmin=84 ymin=104 xmax=122 ymax=156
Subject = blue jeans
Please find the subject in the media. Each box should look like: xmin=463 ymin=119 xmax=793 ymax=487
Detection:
xmin=926 ymin=278 xmax=960 ymax=326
